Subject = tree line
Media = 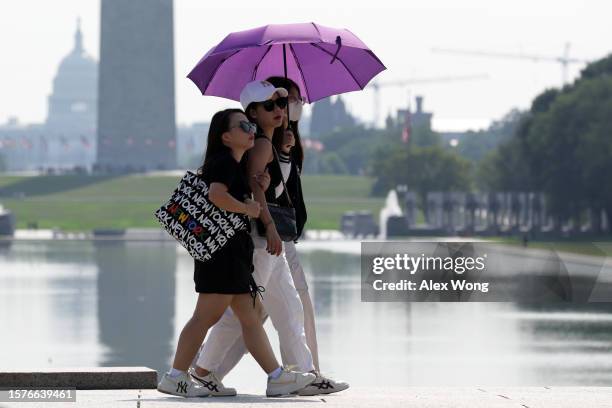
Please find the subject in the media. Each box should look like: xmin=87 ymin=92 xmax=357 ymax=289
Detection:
xmin=306 ymin=53 xmax=612 ymax=235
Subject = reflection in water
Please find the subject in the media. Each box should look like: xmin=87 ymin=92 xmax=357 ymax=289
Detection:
xmin=0 ymin=242 xmax=99 ymax=368
xmin=94 ymin=241 xmax=176 ymax=374
xmin=299 ymin=247 xmax=612 ymax=386
xmin=0 ymin=241 xmax=611 ymax=387
xmin=301 ymin=250 xmax=359 ymax=316
xmin=513 ymin=303 xmax=612 ymax=385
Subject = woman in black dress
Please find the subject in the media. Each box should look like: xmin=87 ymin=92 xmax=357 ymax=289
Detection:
xmin=157 ymin=109 xmax=315 ymax=398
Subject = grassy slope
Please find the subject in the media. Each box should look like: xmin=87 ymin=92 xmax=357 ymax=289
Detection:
xmin=0 ymin=174 xmax=384 ymax=231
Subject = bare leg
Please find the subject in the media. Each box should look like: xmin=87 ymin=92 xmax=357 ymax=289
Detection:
xmin=194 ymin=366 xmax=211 ymax=377
xmin=172 ymin=293 xmax=233 ymax=371
xmin=193 ymin=248 xmax=314 ymax=375
xmin=230 ymin=294 xmax=279 ymax=374
xmin=194 ymin=300 xmax=266 ymax=378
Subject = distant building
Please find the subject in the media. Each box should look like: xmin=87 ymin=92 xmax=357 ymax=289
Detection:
xmin=0 ymin=20 xmax=97 ymax=171
xmin=309 ymin=96 xmax=356 ymax=137
xmin=177 ymin=122 xmax=209 ymax=169
xmin=397 ymin=96 xmax=432 ymax=133
xmin=96 ymin=0 xmax=176 ymax=172
xmin=47 ymin=18 xmax=97 ymax=132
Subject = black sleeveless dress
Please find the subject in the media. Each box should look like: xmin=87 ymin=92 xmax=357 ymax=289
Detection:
xmin=193 ymin=151 xmax=256 ymax=295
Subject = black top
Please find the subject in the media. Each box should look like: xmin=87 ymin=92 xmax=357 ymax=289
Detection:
xmin=201 ymin=150 xmax=251 ymax=229
xmin=281 ymin=158 xmax=308 ymax=239
xmin=252 ymin=133 xmax=308 ymax=239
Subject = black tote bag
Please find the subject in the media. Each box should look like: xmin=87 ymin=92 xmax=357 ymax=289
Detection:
xmin=154 ymin=171 xmax=248 ymax=262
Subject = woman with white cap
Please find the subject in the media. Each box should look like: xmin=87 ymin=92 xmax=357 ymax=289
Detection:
xmin=190 ymin=80 xmax=347 ymax=396
xmin=156 ymin=108 xmax=315 ymax=398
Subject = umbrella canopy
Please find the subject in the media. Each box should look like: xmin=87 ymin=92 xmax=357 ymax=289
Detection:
xmin=187 ymin=22 xmax=386 ymax=103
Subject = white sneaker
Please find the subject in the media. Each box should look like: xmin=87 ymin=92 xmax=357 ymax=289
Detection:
xmin=157 ymin=371 xmax=210 ymax=398
xmin=266 ymin=367 xmax=316 ymax=397
xmin=189 ymin=369 xmax=237 ymax=397
xmin=298 ymin=373 xmax=350 ymax=396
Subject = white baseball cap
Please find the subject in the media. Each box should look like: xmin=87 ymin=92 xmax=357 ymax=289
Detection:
xmin=240 ymin=80 xmax=288 ymax=110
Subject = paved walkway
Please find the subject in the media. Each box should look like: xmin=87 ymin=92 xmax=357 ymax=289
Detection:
xmin=2 ymin=386 xmax=611 ymax=408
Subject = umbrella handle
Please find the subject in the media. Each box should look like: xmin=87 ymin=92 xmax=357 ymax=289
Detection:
xmin=282 ymin=44 xmax=291 ymax=131
xmin=331 ymin=36 xmax=342 ymax=64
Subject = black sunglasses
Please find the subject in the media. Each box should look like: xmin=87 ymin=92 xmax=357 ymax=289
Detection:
xmin=230 ymin=120 xmax=257 ymax=134
xmin=261 ymin=97 xmax=288 ymax=112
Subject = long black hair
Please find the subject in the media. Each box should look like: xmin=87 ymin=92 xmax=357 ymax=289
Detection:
xmin=266 ymin=76 xmax=305 ymax=171
xmin=197 ymin=108 xmax=244 ymax=176
xmin=244 ymin=102 xmax=259 ymax=130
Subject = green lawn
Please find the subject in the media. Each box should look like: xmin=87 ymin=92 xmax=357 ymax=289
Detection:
xmin=0 ymin=174 xmax=384 ymax=231
xmin=301 ymin=175 xmax=385 ymax=229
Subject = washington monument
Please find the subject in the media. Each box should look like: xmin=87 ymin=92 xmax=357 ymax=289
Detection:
xmin=97 ymin=0 xmax=176 ymax=171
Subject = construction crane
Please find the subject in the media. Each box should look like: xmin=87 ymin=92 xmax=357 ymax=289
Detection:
xmin=432 ymin=43 xmax=591 ymax=85
xmin=369 ymin=74 xmax=489 ymax=126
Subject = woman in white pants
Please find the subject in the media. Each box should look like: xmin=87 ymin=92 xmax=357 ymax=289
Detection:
xmin=191 ymin=79 xmax=348 ymax=396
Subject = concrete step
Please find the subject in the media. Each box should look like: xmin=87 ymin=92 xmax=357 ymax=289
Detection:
xmin=2 ymin=387 xmax=612 ymax=408
xmin=0 ymin=367 xmax=157 ymax=389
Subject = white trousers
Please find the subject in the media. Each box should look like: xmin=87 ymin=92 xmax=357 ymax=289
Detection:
xmin=196 ymin=236 xmax=316 ymax=376
xmin=284 ymin=241 xmax=319 ymax=372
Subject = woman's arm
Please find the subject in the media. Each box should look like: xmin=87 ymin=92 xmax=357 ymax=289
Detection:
xmin=253 ymin=169 xmax=271 ymax=192
xmin=209 ymin=183 xmax=260 ymax=218
xmin=247 ymin=139 xmax=282 ymax=255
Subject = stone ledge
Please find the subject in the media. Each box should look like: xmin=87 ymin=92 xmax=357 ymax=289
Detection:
xmin=0 ymin=367 xmax=157 ymax=389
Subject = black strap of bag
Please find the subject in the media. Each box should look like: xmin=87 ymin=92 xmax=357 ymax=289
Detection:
xmin=271 ymin=144 xmax=294 ymax=208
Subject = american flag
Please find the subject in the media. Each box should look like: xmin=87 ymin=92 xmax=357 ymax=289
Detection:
xmin=60 ymin=135 xmax=70 ymax=150
xmin=401 ymin=109 xmax=411 ymax=144
xmin=40 ymin=136 xmax=48 ymax=152
xmin=80 ymin=135 xmax=91 ymax=149
xmin=303 ymin=138 xmax=324 ymax=152
xmin=4 ymin=137 xmax=16 ymax=149
xmin=21 ymin=137 xmax=33 ymax=149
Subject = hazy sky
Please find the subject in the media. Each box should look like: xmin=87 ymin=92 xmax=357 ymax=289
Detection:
xmin=1 ymin=0 xmax=610 ymax=131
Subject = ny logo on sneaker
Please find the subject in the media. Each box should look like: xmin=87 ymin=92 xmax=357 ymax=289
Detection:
xmin=312 ymin=381 xmax=334 ymax=390
xmin=176 ymin=381 xmax=188 ymax=394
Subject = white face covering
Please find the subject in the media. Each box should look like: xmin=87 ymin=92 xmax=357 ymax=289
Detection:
xmin=288 ymin=101 xmax=303 ymax=122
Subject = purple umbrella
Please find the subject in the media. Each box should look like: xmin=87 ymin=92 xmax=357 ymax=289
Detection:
xmin=187 ymin=22 xmax=386 ymax=103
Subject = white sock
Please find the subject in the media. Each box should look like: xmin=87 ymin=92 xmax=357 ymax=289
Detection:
xmin=268 ymin=366 xmax=283 ymax=380
xmin=168 ymin=368 xmax=185 ymax=378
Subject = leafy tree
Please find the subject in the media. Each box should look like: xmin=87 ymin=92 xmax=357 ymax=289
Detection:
xmin=478 ymin=53 xmax=612 ymax=234
xmin=318 ymin=152 xmax=349 ymax=174
xmin=411 ymin=123 xmax=441 ymax=148
xmin=371 ymin=144 xmax=472 ymax=208
xmin=453 ymin=109 xmax=524 ymax=162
